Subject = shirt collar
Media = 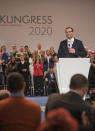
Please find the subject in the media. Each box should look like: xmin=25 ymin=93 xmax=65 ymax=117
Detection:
xmin=68 ymin=37 xmax=74 ymax=42
xmin=11 ymin=93 xmax=24 ymax=97
xmin=70 ymin=89 xmax=79 ymax=95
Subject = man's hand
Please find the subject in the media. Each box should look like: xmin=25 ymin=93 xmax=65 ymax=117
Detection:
xmin=22 ymin=69 xmax=27 ymax=72
xmin=69 ymin=48 xmax=75 ymax=54
xmin=45 ymin=78 xmax=48 ymax=82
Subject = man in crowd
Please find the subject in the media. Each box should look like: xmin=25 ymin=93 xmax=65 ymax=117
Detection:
xmin=0 ymin=72 xmax=41 ymax=131
xmin=45 ymin=74 xmax=91 ymax=124
xmin=58 ymin=27 xmax=87 ymax=58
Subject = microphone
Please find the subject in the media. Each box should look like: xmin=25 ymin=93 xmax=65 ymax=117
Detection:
xmin=68 ymin=44 xmax=70 ymax=48
xmin=68 ymin=40 xmax=72 ymax=48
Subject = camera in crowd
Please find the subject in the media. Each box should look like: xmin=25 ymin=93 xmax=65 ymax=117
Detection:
xmin=85 ymin=88 xmax=95 ymax=104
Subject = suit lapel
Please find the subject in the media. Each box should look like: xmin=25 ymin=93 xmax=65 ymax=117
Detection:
xmin=72 ymin=38 xmax=77 ymax=48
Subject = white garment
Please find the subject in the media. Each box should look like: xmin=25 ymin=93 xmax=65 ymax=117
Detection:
xmin=67 ymin=37 xmax=74 ymax=48
xmin=29 ymin=58 xmax=34 ymax=75
xmin=0 ymin=59 xmax=3 ymax=72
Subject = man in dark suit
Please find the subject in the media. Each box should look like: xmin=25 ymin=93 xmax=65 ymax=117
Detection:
xmin=43 ymin=50 xmax=54 ymax=74
xmin=0 ymin=72 xmax=41 ymax=131
xmin=45 ymin=67 xmax=59 ymax=95
xmin=45 ymin=74 xmax=91 ymax=124
xmin=58 ymin=27 xmax=87 ymax=58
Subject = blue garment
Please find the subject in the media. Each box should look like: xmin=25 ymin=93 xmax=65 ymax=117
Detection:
xmin=2 ymin=52 xmax=9 ymax=64
xmin=11 ymin=93 xmax=24 ymax=97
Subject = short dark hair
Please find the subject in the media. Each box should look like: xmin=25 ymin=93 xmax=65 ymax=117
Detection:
xmin=24 ymin=45 xmax=28 ymax=48
xmin=6 ymin=72 xmax=24 ymax=93
xmin=70 ymin=74 xmax=88 ymax=90
xmin=65 ymin=27 xmax=74 ymax=32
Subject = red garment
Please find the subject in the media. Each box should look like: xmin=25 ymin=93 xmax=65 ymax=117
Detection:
xmin=33 ymin=63 xmax=43 ymax=76
xmin=0 ymin=97 xmax=41 ymax=131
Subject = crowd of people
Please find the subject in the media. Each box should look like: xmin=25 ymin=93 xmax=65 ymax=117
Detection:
xmin=0 ymin=39 xmax=95 ymax=96
xmin=0 ymin=45 xmax=95 ymax=95
xmin=0 ymin=27 xmax=95 ymax=96
xmin=0 ymin=26 xmax=95 ymax=130
xmin=0 ymin=72 xmax=95 ymax=131
xmin=0 ymin=44 xmax=60 ymax=96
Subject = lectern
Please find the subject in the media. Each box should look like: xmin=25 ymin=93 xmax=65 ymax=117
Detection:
xmin=56 ymin=58 xmax=90 ymax=93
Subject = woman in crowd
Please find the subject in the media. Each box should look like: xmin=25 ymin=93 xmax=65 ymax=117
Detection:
xmin=88 ymin=53 xmax=95 ymax=90
xmin=33 ymin=55 xmax=44 ymax=96
xmin=7 ymin=55 xmax=17 ymax=75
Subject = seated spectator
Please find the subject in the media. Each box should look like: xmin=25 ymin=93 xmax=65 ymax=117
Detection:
xmin=0 ymin=89 xmax=10 ymax=100
xmin=43 ymin=50 xmax=54 ymax=75
xmin=38 ymin=108 xmax=78 ymax=131
xmin=45 ymin=74 xmax=91 ymax=124
xmin=45 ymin=67 xmax=59 ymax=95
xmin=0 ymin=72 xmax=41 ymax=131
xmin=0 ymin=45 xmax=9 ymax=81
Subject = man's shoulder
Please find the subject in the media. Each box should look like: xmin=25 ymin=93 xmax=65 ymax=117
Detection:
xmin=0 ymin=97 xmax=40 ymax=110
xmin=74 ymin=38 xmax=82 ymax=43
xmin=21 ymin=97 xmax=41 ymax=109
xmin=60 ymin=39 xmax=67 ymax=44
xmin=48 ymin=93 xmax=63 ymax=101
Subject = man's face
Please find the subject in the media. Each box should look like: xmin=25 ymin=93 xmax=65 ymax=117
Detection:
xmin=38 ymin=44 xmax=41 ymax=50
xmin=46 ymin=50 xmax=50 ymax=56
xmin=20 ymin=55 xmax=24 ymax=61
xmin=12 ymin=45 xmax=16 ymax=50
xmin=65 ymin=28 xmax=74 ymax=39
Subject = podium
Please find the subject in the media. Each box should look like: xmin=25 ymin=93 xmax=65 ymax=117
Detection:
xmin=55 ymin=58 xmax=90 ymax=94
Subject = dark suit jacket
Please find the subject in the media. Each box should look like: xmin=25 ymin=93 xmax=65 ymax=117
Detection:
xmin=58 ymin=38 xmax=87 ymax=58
xmin=88 ymin=65 xmax=95 ymax=89
xmin=45 ymin=72 xmax=56 ymax=84
xmin=17 ymin=61 xmax=29 ymax=81
xmin=45 ymin=91 xmax=91 ymax=124
xmin=43 ymin=57 xmax=54 ymax=72
xmin=0 ymin=96 xmax=41 ymax=131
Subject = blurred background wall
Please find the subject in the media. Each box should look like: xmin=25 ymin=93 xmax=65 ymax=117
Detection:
xmin=0 ymin=0 xmax=95 ymax=52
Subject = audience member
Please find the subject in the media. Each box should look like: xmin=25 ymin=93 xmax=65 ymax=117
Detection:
xmin=0 ymin=72 xmax=41 ymax=131
xmin=33 ymin=55 xmax=44 ymax=96
xmin=34 ymin=44 xmax=45 ymax=61
xmin=45 ymin=67 xmax=59 ymax=95
xmin=10 ymin=45 xmax=18 ymax=58
xmin=43 ymin=50 xmax=54 ymax=75
xmin=45 ymin=74 xmax=91 ymax=124
xmin=0 ymin=89 xmax=10 ymax=100
xmin=38 ymin=108 xmax=78 ymax=131
xmin=88 ymin=53 xmax=95 ymax=90
xmin=0 ymin=52 xmax=5 ymax=89
xmin=17 ymin=54 xmax=30 ymax=96
xmin=1 ymin=45 xmax=9 ymax=64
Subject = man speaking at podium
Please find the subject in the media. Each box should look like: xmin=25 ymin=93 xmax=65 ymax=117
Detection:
xmin=58 ymin=27 xmax=87 ymax=58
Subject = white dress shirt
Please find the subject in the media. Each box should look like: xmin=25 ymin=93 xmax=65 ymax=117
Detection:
xmin=68 ymin=37 xmax=74 ymax=48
